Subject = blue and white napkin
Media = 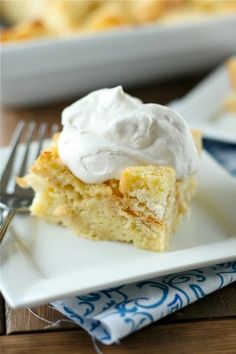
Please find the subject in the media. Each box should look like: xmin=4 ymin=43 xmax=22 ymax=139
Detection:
xmin=53 ymin=262 xmax=236 ymax=344
xmin=53 ymin=140 xmax=236 ymax=344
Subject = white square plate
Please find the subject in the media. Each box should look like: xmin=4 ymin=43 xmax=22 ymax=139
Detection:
xmin=0 ymin=147 xmax=236 ymax=308
xmin=170 ymin=64 xmax=236 ymax=144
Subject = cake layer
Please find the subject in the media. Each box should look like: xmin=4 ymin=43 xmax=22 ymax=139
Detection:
xmin=18 ymin=132 xmax=200 ymax=252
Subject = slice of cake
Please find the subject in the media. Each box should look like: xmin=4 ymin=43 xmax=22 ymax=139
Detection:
xmin=18 ymin=87 xmax=201 ymax=252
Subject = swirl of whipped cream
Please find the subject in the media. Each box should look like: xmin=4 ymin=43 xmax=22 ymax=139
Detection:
xmin=58 ymin=86 xmax=199 ymax=183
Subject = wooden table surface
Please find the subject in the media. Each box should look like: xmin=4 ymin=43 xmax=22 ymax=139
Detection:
xmin=0 ymin=74 xmax=236 ymax=354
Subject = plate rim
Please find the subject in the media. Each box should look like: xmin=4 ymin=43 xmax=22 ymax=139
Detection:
xmin=169 ymin=64 xmax=236 ymax=145
xmin=1 ymin=245 xmax=236 ymax=308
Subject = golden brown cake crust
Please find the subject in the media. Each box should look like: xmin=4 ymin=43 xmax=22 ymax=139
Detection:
xmin=1 ymin=19 xmax=51 ymax=42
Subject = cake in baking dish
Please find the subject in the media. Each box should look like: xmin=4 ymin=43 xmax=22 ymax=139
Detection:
xmin=1 ymin=0 xmax=236 ymax=43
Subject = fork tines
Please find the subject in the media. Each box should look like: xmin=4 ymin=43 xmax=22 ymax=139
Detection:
xmin=0 ymin=121 xmax=60 ymax=207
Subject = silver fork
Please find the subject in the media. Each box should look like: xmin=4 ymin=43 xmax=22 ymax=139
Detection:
xmin=0 ymin=121 xmax=59 ymax=242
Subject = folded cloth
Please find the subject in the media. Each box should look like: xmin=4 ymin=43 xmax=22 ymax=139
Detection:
xmin=53 ymin=262 xmax=236 ymax=344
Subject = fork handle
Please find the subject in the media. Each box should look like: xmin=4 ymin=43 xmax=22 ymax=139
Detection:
xmin=0 ymin=204 xmax=16 ymax=243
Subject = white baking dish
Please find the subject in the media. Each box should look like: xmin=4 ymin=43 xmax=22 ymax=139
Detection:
xmin=1 ymin=14 xmax=236 ymax=107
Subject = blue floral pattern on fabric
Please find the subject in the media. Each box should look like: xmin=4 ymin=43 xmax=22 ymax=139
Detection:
xmin=53 ymin=262 xmax=236 ymax=344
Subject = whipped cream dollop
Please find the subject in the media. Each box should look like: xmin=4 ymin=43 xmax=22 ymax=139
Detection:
xmin=58 ymin=86 xmax=199 ymax=183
